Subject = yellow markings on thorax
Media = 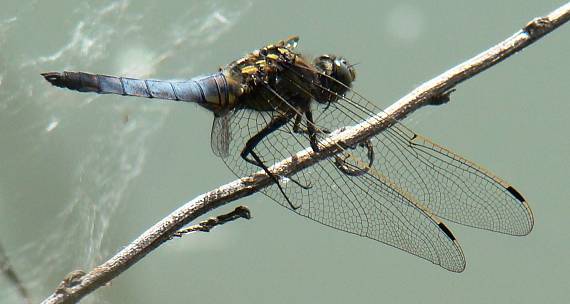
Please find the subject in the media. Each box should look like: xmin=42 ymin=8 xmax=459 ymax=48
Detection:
xmin=234 ymin=39 xmax=298 ymax=82
xmin=240 ymin=65 xmax=258 ymax=75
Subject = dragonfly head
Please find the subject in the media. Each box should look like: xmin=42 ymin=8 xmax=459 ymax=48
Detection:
xmin=313 ymin=55 xmax=357 ymax=103
xmin=314 ymin=55 xmax=356 ymax=86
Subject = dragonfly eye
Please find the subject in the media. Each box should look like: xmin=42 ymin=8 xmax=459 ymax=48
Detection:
xmin=332 ymin=57 xmax=356 ymax=85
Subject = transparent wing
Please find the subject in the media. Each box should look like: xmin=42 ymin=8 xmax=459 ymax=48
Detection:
xmin=323 ymin=162 xmax=467 ymax=272
xmin=283 ymin=62 xmax=534 ymax=236
xmin=383 ymin=126 xmax=533 ymax=235
xmin=214 ymin=59 xmax=532 ymax=272
xmin=222 ymin=104 xmax=466 ymax=272
xmin=211 ymin=112 xmax=233 ymax=158
xmin=217 ymin=85 xmax=471 ymax=271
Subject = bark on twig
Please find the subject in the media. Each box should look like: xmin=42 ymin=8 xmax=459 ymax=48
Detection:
xmin=41 ymin=3 xmax=570 ymax=304
xmin=173 ymin=206 xmax=251 ymax=236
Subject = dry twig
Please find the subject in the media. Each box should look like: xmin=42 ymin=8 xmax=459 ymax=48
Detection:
xmin=173 ymin=206 xmax=251 ymax=236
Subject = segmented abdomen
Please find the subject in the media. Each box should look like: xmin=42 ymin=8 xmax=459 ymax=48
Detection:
xmin=41 ymin=71 xmax=235 ymax=113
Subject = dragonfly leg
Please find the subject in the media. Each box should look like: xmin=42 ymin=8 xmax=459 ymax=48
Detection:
xmin=240 ymin=113 xmax=290 ymax=165
xmin=333 ymin=139 xmax=374 ymax=176
xmin=304 ymin=109 xmax=320 ymax=152
xmin=247 ymin=149 xmax=301 ymax=210
xmin=291 ymin=110 xmax=324 ymax=152
xmin=292 ymin=112 xmax=374 ymax=176
xmin=245 ymin=112 xmax=312 ymax=190
xmin=240 ymin=112 xmax=303 ymax=209
xmin=428 ymin=88 xmax=456 ymax=105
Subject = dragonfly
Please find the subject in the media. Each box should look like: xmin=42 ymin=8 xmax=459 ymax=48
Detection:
xmin=42 ymin=36 xmax=533 ymax=272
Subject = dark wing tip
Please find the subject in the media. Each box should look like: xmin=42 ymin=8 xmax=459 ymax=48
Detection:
xmin=506 ymin=186 xmax=526 ymax=203
xmin=437 ymin=222 xmax=456 ymax=241
xmin=41 ymin=72 xmax=66 ymax=88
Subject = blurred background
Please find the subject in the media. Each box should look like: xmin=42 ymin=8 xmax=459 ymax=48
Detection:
xmin=1 ymin=0 xmax=569 ymax=303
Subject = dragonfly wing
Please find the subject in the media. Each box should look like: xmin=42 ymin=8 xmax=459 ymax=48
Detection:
xmin=280 ymin=61 xmax=533 ymax=236
xmin=211 ymin=112 xmax=233 ymax=158
xmin=217 ymin=55 xmax=530 ymax=271
xmin=219 ymin=85 xmax=466 ymax=271
xmin=281 ymin=157 xmax=467 ymax=272
xmin=221 ymin=107 xmax=314 ymax=187
xmin=378 ymin=124 xmax=534 ymax=235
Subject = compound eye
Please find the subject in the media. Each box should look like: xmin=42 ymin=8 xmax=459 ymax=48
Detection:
xmin=333 ymin=58 xmax=346 ymax=67
xmin=337 ymin=58 xmax=348 ymax=66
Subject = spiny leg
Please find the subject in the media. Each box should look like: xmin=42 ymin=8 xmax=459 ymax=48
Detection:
xmin=292 ymin=109 xmax=324 ymax=152
xmin=256 ymin=83 xmax=313 ymax=189
xmin=241 ymin=113 xmax=312 ymax=188
xmin=304 ymin=108 xmax=320 ymax=152
xmin=240 ymin=112 xmax=305 ymax=209
xmin=292 ymin=109 xmax=374 ymax=176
